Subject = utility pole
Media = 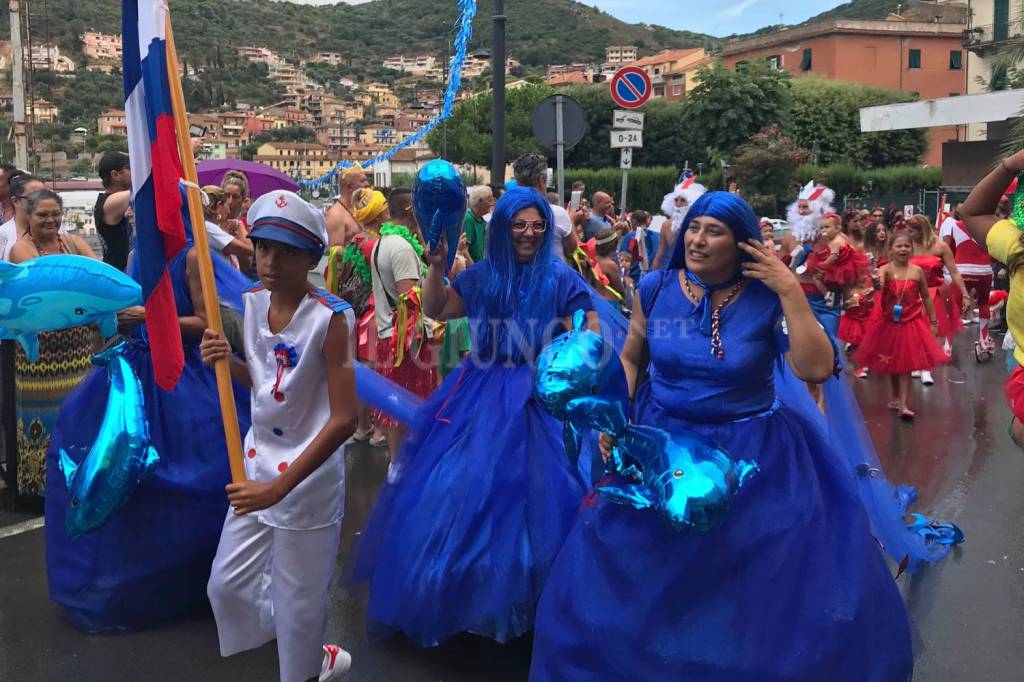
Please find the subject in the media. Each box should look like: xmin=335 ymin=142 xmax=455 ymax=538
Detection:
xmin=9 ymin=0 xmax=28 ymax=170
xmin=490 ymin=0 xmax=506 ymax=185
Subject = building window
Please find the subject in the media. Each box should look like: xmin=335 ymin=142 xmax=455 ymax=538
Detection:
xmin=908 ymin=49 xmax=921 ymax=69
xmin=672 ymin=85 xmax=683 ymax=96
xmin=800 ymin=48 xmax=812 ymax=71
xmin=767 ymin=55 xmax=782 ymax=70
xmin=949 ymin=50 xmax=962 ymax=70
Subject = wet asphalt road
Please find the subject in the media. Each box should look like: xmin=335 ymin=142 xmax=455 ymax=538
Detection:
xmin=1 ymin=333 xmax=1022 ymax=681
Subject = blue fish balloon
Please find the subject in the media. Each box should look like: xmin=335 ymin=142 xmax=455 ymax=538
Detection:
xmin=0 ymin=255 xmax=142 ymax=361
xmin=58 ymin=342 xmax=159 ymax=538
xmin=534 ymin=311 xmax=759 ymax=532
xmin=413 ymin=159 xmax=466 ymax=272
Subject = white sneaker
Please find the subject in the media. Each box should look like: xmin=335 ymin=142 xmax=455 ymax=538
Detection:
xmin=320 ymin=644 xmax=352 ymax=681
xmin=911 ymin=371 xmax=921 ymax=379
xmin=921 ymin=370 xmax=934 ymax=386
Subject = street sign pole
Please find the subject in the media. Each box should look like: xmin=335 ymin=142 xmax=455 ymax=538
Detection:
xmin=555 ymin=94 xmax=565 ymax=205
xmin=621 ymin=166 xmax=629 ymax=216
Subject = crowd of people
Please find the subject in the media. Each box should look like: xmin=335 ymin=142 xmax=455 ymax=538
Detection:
xmin=1 ymin=140 xmax=1020 ymax=681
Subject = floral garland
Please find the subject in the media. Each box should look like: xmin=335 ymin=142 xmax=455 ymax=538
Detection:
xmin=380 ymin=222 xmax=425 ymax=258
xmin=341 ymin=240 xmax=373 ymax=287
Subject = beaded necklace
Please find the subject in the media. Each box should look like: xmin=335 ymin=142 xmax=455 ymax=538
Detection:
xmin=682 ymin=275 xmax=745 ymax=359
xmin=28 ymin=232 xmax=68 ymax=256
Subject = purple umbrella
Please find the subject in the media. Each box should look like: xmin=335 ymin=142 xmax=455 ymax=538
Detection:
xmin=196 ymin=159 xmax=300 ymax=199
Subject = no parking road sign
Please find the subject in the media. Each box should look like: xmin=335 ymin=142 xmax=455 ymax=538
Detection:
xmin=609 ymin=66 xmax=652 ymax=110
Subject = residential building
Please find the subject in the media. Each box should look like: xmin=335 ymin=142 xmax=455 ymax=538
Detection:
xmin=217 ymin=112 xmax=250 ymax=149
xmin=86 ymin=62 xmax=118 ymax=74
xmin=720 ymin=16 xmax=968 ymax=166
xmin=663 ymin=51 xmax=714 ymax=101
xmin=30 ymin=99 xmax=59 ymax=124
xmin=98 ymin=109 xmax=128 ymax=136
xmin=962 ymin=0 xmax=1024 ymax=141
xmin=82 ymin=32 xmax=123 ymax=61
xmin=244 ymin=111 xmax=279 ymax=135
xmin=546 ymin=64 xmax=595 ymax=86
xmin=339 ymin=143 xmax=383 ymax=162
xmin=237 ymin=46 xmax=283 ymax=67
xmin=628 ymin=49 xmax=706 ymax=100
xmin=366 ymin=82 xmax=400 ymax=108
xmin=30 ymin=44 xmax=76 ymax=73
xmin=311 ymin=51 xmax=344 ymax=66
xmin=382 ymin=54 xmax=438 ymax=74
xmin=197 ymin=140 xmax=229 ymax=160
xmin=605 ymin=45 xmax=638 ymax=65
xmin=360 ymin=123 xmax=397 ymax=146
xmin=254 ymin=142 xmax=335 ymax=180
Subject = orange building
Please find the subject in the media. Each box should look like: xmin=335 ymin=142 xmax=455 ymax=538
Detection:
xmin=628 ymin=49 xmax=709 ymax=101
xmin=720 ymin=18 xmax=967 ymax=166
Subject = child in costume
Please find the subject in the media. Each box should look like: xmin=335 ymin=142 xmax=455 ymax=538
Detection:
xmin=854 ymin=231 xmax=948 ymax=420
xmin=352 ymin=187 xmax=596 ymax=647
xmin=530 ymin=192 xmax=912 ymax=681
xmin=201 ymin=191 xmax=357 ymax=682
xmin=960 ymin=150 xmax=1024 ymax=445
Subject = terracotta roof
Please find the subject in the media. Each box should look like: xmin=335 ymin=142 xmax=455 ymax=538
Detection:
xmin=258 ymin=142 xmax=327 ymax=151
xmin=629 ymin=49 xmax=703 ymax=68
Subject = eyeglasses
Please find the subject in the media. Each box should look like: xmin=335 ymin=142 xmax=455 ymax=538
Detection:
xmin=511 ymin=219 xmax=547 ymax=234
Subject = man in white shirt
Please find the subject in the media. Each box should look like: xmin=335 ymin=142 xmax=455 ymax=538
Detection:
xmin=369 ymin=188 xmax=437 ymax=458
xmin=512 ymin=154 xmax=586 ymax=261
xmin=0 ymin=174 xmax=47 ymax=261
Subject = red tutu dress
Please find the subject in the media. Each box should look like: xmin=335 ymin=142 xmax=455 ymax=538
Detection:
xmin=854 ymin=278 xmax=950 ymax=374
xmin=838 ymin=286 xmax=873 ymax=346
xmin=911 ymin=255 xmax=963 ymax=339
xmin=822 ymin=242 xmax=871 ymax=288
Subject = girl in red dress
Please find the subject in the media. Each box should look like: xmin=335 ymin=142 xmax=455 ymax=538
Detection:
xmin=855 ymin=231 xmax=949 ymax=420
xmin=907 ymin=215 xmax=971 ymax=372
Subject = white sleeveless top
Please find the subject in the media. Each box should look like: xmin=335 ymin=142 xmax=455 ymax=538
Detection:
xmin=242 ymin=285 xmax=355 ymax=530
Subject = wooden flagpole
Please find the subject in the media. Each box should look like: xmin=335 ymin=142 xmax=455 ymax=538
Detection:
xmin=164 ymin=9 xmax=246 ymax=484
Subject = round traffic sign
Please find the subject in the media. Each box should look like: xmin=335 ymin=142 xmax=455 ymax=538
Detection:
xmin=531 ymin=94 xmax=587 ymax=151
xmin=610 ymin=66 xmax=652 ymax=109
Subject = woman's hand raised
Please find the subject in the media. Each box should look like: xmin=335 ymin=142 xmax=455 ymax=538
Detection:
xmin=739 ymin=239 xmax=800 ymax=296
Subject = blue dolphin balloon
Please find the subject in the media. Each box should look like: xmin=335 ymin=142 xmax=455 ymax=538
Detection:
xmin=534 ymin=311 xmax=758 ymax=532
xmin=413 ymin=159 xmax=466 ymax=272
xmin=355 ymin=362 xmax=423 ymax=426
xmin=58 ymin=342 xmax=159 ymax=538
xmin=0 ymin=255 xmax=142 ymax=361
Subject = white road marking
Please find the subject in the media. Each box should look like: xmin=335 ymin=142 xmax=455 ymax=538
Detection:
xmin=0 ymin=517 xmax=44 ymax=539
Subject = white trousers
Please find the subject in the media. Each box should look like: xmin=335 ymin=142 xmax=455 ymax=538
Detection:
xmin=208 ymin=510 xmax=341 ymax=682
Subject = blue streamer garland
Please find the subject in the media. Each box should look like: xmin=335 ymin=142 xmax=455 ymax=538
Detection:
xmin=300 ymin=0 xmax=477 ymax=191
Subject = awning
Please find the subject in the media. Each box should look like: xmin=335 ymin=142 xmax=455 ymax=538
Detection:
xmin=860 ymin=89 xmax=1024 ymax=132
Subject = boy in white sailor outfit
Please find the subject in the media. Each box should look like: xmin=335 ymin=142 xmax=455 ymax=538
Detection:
xmin=200 ymin=191 xmax=357 ymax=682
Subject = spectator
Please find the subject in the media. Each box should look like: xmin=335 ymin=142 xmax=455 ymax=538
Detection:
xmin=512 ymin=153 xmax=586 ymax=260
xmin=201 ymin=185 xmax=254 ymax=270
xmin=618 ymin=210 xmax=658 ymax=281
xmin=0 ymin=163 xmax=18 ymax=222
xmin=326 ymin=164 xmax=370 ymax=246
xmin=1 ymin=173 xmax=47 ymax=261
xmin=94 ymin=151 xmax=133 ymax=271
xmin=583 ymin=191 xmax=616 ymax=240
xmin=9 ymin=190 xmax=97 ymax=498
xmin=462 ymin=185 xmax=493 ymax=263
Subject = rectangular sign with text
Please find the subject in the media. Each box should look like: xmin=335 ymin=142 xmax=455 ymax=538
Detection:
xmin=610 ymin=130 xmax=643 ymax=149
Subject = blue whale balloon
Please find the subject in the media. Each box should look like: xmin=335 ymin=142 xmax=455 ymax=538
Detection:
xmin=58 ymin=342 xmax=159 ymax=537
xmin=413 ymin=159 xmax=466 ymax=272
xmin=534 ymin=311 xmax=759 ymax=532
xmin=0 ymin=255 xmax=142 ymax=361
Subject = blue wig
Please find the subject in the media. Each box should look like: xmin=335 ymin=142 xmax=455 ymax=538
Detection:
xmin=480 ymin=186 xmax=558 ymax=358
xmin=666 ymin=191 xmax=762 ymax=270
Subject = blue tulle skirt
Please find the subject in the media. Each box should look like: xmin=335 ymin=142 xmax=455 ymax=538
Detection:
xmin=45 ymin=339 xmax=251 ymax=633
xmin=352 ymin=359 xmax=587 ymax=647
xmin=530 ymin=382 xmax=912 ymax=681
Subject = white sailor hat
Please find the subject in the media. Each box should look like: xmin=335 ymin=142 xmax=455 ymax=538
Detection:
xmin=246 ymin=190 xmax=327 ymax=258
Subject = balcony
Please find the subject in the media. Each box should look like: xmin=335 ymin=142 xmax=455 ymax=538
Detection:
xmin=963 ymin=20 xmax=1024 ymax=51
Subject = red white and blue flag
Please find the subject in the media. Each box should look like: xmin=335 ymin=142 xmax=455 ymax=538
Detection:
xmin=123 ymin=0 xmax=187 ymax=390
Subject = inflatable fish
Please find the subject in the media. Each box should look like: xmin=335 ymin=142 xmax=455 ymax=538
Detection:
xmin=59 ymin=342 xmax=159 ymax=537
xmin=534 ymin=311 xmax=759 ymax=532
xmin=0 ymin=255 xmax=142 ymax=361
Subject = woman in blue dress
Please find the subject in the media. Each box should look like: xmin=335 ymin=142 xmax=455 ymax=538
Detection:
xmin=45 ymin=209 xmax=253 ymax=633
xmin=530 ymin=192 xmax=913 ymax=681
xmin=352 ymin=187 xmax=597 ymax=647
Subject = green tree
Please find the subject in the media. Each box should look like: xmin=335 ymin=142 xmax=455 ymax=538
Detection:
xmin=786 ymin=77 xmax=926 ymax=167
xmin=732 ymin=124 xmax=808 ymax=215
xmin=426 ymin=83 xmax=554 ymax=165
xmin=683 ymin=61 xmax=791 ymax=160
